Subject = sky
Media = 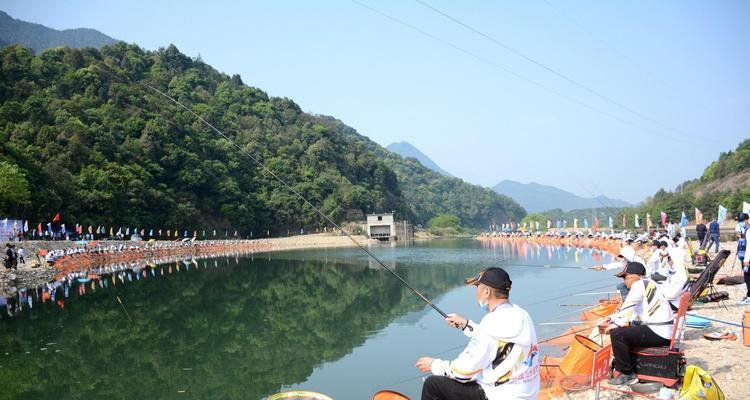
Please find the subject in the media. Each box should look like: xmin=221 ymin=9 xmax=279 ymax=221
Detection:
xmin=3 ymin=0 xmax=749 ymax=204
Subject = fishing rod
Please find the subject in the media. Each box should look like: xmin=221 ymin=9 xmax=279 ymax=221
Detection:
xmin=498 ymin=262 xmax=596 ymax=270
xmin=140 ymin=82 xmax=452 ymax=319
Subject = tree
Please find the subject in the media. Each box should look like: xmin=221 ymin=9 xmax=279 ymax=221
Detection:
xmin=0 ymin=160 xmax=31 ymax=214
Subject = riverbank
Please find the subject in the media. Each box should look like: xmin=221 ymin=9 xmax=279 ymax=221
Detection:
xmin=564 ymin=240 xmax=749 ymax=400
xmin=1 ymin=233 xmax=376 ymax=297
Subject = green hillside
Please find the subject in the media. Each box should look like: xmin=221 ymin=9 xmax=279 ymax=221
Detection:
xmin=616 ymin=138 xmax=750 ymax=226
xmin=0 ymin=43 xmax=524 ymax=233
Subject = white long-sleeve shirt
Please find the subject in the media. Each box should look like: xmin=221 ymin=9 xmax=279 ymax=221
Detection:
xmin=430 ymin=303 xmax=540 ymax=399
xmin=610 ymin=278 xmax=675 ymax=340
xmin=659 ymin=248 xmax=688 ymax=308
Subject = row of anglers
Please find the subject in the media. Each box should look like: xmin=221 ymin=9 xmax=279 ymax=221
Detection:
xmin=407 ymin=228 xmax=734 ymax=400
xmin=33 ymin=239 xmax=275 ymax=277
xmin=1 ymin=250 xmax=247 ymax=318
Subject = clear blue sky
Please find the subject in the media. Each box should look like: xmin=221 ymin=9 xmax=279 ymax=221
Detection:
xmin=4 ymin=0 xmax=749 ymax=204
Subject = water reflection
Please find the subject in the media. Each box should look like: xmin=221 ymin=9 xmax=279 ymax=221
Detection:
xmin=0 ymin=252 xmax=480 ymax=399
xmin=0 ymin=239 xmax=616 ymax=399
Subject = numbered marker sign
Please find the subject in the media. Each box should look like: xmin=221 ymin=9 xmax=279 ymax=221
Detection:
xmin=591 ymin=344 xmax=612 ymax=384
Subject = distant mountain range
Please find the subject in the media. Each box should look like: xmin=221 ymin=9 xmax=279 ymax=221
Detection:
xmin=492 ymin=180 xmax=632 ymax=213
xmin=386 ymin=141 xmax=453 ymax=177
xmin=0 ymin=10 xmax=119 ymax=53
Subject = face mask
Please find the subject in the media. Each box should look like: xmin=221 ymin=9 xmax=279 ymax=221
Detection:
xmin=479 ymin=300 xmax=490 ymax=312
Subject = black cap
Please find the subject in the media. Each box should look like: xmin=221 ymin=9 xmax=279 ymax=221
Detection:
xmin=466 ymin=267 xmax=512 ymax=292
xmin=740 ymin=213 xmax=749 ymax=221
xmin=615 ymin=261 xmax=647 ymax=278
xmin=659 ymin=241 xmax=668 ymax=248
xmin=651 ymin=239 xmax=661 ymax=247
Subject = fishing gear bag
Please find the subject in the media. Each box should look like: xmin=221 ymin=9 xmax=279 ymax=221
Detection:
xmin=678 ymin=365 xmax=724 ymax=400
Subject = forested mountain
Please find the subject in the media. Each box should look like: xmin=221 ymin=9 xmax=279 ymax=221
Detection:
xmin=0 ymin=43 xmax=525 ymax=233
xmin=614 ymin=138 xmax=750 ymax=225
xmin=386 ymin=141 xmax=453 ymax=177
xmin=492 ymin=179 xmax=631 ymax=212
xmin=0 ymin=10 xmax=119 ymax=54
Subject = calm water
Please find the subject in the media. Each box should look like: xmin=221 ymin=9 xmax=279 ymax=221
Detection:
xmin=0 ymin=239 xmax=617 ymax=399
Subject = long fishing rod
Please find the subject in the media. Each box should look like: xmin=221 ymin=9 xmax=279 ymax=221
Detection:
xmin=139 ymin=82 xmax=451 ymax=319
xmin=498 ymin=262 xmax=596 ymax=270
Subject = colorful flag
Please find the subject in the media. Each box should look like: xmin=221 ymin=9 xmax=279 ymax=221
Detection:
xmin=547 ymin=220 xmax=551 ymax=229
xmin=608 ymin=216 xmax=613 ymax=228
xmin=622 ymin=214 xmax=627 ymax=228
xmin=634 ymin=214 xmax=640 ymax=228
xmin=584 ymin=218 xmax=589 ymax=229
xmin=24 ymin=220 xmax=28 ymax=232
xmin=535 ymin=221 xmax=539 ymax=231
xmin=695 ymin=208 xmax=703 ymax=224
xmin=38 ymin=222 xmax=42 ymax=234
xmin=141 ymin=229 xmax=145 ymax=236
xmin=88 ymin=225 xmax=93 ymax=234
xmin=556 ymin=220 xmax=561 ymax=229
xmin=680 ymin=211 xmax=688 ymax=227
xmin=109 ymin=226 xmax=113 ymax=236
xmin=660 ymin=212 xmax=667 ymax=226
xmin=167 ymin=229 xmax=171 ymax=237
xmin=52 ymin=213 xmax=61 ymax=222
xmin=718 ymin=205 xmax=727 ymax=221
xmin=594 ymin=217 xmax=600 ymax=231
xmin=743 ymin=202 xmax=750 ymax=215
xmin=646 ymin=213 xmax=652 ymax=229
xmin=573 ymin=218 xmax=578 ymax=229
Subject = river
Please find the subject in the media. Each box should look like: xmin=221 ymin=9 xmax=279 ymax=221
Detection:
xmin=0 ymin=238 xmax=617 ymax=399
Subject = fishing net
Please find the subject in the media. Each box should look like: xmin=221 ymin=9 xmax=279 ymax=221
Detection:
xmin=559 ymin=335 xmax=602 ymax=377
xmin=580 ymin=300 xmax=620 ymax=321
xmin=371 ymin=390 xmax=410 ymax=400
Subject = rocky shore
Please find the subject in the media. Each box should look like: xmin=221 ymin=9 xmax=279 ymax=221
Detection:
xmin=1 ymin=233 xmax=376 ymax=297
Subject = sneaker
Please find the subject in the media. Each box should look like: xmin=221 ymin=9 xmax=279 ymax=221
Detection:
xmin=608 ymin=373 xmax=638 ymax=386
xmin=738 ymin=297 xmax=750 ymax=305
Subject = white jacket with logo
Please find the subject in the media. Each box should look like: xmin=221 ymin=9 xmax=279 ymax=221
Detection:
xmin=430 ymin=303 xmax=540 ymax=399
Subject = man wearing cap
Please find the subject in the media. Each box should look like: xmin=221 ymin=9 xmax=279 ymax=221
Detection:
xmin=415 ymin=267 xmax=540 ymax=400
xmin=646 ymin=241 xmax=670 ymax=281
xmin=603 ymin=261 xmax=674 ymax=386
xmin=593 ymin=246 xmax=646 ymax=299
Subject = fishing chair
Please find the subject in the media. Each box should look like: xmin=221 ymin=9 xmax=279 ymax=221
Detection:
xmin=688 ymin=250 xmax=730 ymax=306
xmin=628 ymin=292 xmax=690 ymax=387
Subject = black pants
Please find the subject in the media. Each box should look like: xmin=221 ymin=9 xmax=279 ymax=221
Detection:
xmin=610 ymin=325 xmax=671 ymax=375
xmin=421 ymin=376 xmax=487 ymax=400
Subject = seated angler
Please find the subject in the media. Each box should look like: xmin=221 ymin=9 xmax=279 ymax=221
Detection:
xmin=593 ymin=246 xmax=645 ymax=299
xmin=415 ymin=267 xmax=540 ymax=400
xmin=603 ymin=261 xmax=675 ymax=386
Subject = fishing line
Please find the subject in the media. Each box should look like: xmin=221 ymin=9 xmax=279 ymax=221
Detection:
xmin=116 ymin=295 xmax=133 ymax=323
xmin=373 ymin=314 xmax=600 ymax=390
xmin=139 ymin=82 xmax=451 ymax=319
xmin=350 ymin=0 xmax=692 ymax=142
xmin=414 ymin=0 xmax=696 ymax=142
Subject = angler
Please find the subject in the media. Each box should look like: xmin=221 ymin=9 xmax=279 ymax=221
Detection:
xmin=415 ymin=267 xmax=540 ymax=400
